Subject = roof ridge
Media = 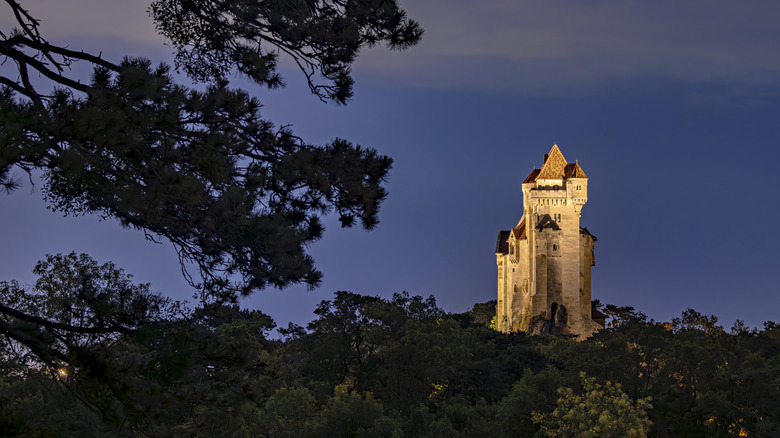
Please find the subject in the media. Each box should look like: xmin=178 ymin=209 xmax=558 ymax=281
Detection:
xmin=536 ymin=144 xmax=568 ymax=179
xmin=523 ymin=144 xmax=588 ymax=183
xmin=564 ymin=162 xmax=588 ymax=178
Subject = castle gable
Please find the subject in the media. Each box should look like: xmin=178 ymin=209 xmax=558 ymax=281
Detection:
xmin=564 ymin=162 xmax=588 ymax=179
xmin=522 ymin=145 xmax=588 ymax=183
xmin=536 ymin=144 xmax=568 ymax=179
xmin=512 ymin=217 xmax=527 ymax=239
xmin=535 ymin=214 xmax=561 ymax=231
xmin=523 ymin=168 xmax=541 ymax=184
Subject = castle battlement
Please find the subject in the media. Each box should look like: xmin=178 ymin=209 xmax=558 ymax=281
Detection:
xmin=495 ymin=144 xmax=601 ymax=339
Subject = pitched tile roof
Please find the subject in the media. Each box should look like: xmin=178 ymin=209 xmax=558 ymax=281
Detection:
xmin=523 ymin=144 xmax=588 ymax=183
xmin=564 ymin=163 xmax=587 ymax=178
xmin=496 ymin=230 xmax=510 ymax=254
xmin=591 ymin=305 xmax=607 ymax=319
xmin=536 ymin=144 xmax=568 ymax=179
xmin=512 ymin=217 xmax=527 ymax=240
xmin=535 ymin=214 xmax=561 ymax=231
xmin=523 ymin=168 xmax=541 ymax=184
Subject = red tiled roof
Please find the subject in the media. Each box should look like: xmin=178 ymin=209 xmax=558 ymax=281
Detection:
xmin=564 ymin=163 xmax=587 ymax=178
xmin=511 ymin=217 xmax=527 ymax=240
xmin=524 ymin=144 xmax=588 ymax=182
xmin=523 ymin=168 xmax=540 ymax=184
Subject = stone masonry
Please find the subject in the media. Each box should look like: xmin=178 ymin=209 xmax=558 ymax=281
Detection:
xmin=495 ymin=145 xmax=601 ymax=339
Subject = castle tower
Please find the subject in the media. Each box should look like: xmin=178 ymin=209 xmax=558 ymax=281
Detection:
xmin=495 ymin=144 xmax=601 ymax=338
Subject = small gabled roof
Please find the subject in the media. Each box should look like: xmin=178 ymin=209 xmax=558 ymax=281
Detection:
xmin=523 ymin=168 xmax=541 ymax=184
xmin=564 ymin=162 xmax=587 ymax=178
xmin=591 ymin=305 xmax=607 ymax=320
xmin=511 ymin=217 xmax=527 ymax=240
xmin=496 ymin=230 xmax=510 ymax=254
xmin=535 ymin=214 xmax=561 ymax=231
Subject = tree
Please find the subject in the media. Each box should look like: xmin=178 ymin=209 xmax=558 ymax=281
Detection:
xmin=496 ymin=367 xmax=577 ymax=438
xmin=671 ymin=308 xmax=723 ymax=335
xmin=149 ymin=0 xmax=422 ymax=104
xmin=0 ymin=253 xmax=287 ymax=436
xmin=532 ymin=372 xmax=652 ymax=438
xmin=601 ymin=304 xmax=648 ymax=329
xmin=452 ymin=300 xmax=496 ymax=328
xmin=308 ymin=385 xmax=401 ymax=438
xmin=301 ymin=291 xmax=382 ymax=393
xmin=0 ymin=252 xmax=182 ymax=371
xmin=369 ymin=295 xmax=465 ymax=411
xmin=0 ymin=0 xmax=422 ymax=300
xmin=0 ymin=253 xmax=187 ymax=435
xmin=258 ymin=387 xmax=320 ymax=438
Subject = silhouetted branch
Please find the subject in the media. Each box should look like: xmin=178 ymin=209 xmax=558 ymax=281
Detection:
xmin=0 ymin=302 xmax=134 ymax=335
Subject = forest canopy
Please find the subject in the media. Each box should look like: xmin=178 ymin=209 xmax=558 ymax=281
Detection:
xmin=1 ymin=254 xmax=779 ymax=437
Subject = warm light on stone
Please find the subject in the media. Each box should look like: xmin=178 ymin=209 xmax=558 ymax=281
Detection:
xmin=495 ymin=144 xmax=601 ymax=339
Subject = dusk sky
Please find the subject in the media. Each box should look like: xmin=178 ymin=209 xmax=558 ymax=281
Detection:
xmin=2 ymin=0 xmax=780 ymax=330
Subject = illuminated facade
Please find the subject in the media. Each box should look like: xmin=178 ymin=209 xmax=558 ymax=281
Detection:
xmin=495 ymin=144 xmax=601 ymax=338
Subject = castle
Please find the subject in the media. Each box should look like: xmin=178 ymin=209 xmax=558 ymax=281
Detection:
xmin=495 ymin=144 xmax=603 ymax=338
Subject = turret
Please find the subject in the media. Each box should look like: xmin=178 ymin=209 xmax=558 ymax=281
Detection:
xmin=496 ymin=144 xmax=600 ymax=338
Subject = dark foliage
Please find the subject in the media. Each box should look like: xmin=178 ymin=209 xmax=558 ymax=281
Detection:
xmin=149 ymin=0 xmax=422 ymax=103
xmin=0 ymin=0 xmax=421 ymax=299
xmin=5 ymin=256 xmax=777 ymax=436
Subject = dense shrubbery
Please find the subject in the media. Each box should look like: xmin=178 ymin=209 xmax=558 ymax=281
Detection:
xmin=1 ymin=255 xmax=779 ymax=437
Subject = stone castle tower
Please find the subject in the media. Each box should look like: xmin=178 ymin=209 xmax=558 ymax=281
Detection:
xmin=495 ymin=144 xmax=602 ymax=338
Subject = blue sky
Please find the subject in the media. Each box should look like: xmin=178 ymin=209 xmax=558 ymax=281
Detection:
xmin=2 ymin=0 xmax=779 ymax=329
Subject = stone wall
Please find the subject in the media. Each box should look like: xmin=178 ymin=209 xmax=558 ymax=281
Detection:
xmin=495 ymin=146 xmax=599 ymax=339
